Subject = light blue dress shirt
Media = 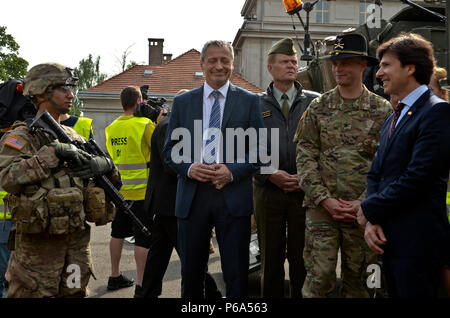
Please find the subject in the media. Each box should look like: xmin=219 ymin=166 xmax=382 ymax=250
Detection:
xmin=396 ymin=85 xmax=429 ymax=127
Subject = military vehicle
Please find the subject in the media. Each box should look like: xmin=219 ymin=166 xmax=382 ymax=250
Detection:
xmin=284 ymin=0 xmax=449 ymax=97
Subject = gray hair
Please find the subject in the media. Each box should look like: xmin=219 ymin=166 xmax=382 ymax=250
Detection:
xmin=200 ymin=40 xmax=234 ymax=61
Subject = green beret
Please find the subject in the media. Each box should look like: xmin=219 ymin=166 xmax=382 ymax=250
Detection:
xmin=268 ymin=38 xmax=297 ymax=56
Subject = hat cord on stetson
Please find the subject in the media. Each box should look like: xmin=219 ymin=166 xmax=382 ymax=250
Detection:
xmin=329 ymin=50 xmax=369 ymax=56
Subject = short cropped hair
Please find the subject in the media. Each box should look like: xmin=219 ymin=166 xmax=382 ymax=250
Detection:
xmin=200 ymin=40 xmax=234 ymax=62
xmin=377 ymin=33 xmax=436 ymax=85
xmin=120 ymin=86 xmax=142 ymax=111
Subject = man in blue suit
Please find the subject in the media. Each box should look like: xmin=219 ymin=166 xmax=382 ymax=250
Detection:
xmin=357 ymin=33 xmax=450 ymax=297
xmin=163 ymin=40 xmax=265 ymax=298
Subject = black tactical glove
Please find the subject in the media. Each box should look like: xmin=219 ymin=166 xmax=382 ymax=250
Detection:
xmin=50 ymin=142 xmax=77 ymax=158
xmin=49 ymin=142 xmax=92 ymax=166
xmin=71 ymin=156 xmax=114 ymax=179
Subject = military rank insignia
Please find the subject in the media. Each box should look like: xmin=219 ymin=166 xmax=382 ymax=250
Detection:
xmin=4 ymin=135 xmax=27 ymax=150
xmin=262 ymin=110 xmax=271 ymax=118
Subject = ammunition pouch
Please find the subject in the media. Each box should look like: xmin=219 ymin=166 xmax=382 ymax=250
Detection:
xmin=7 ymin=168 xmax=114 ymax=234
xmin=6 ymin=189 xmax=48 ymax=235
xmin=47 ymin=187 xmax=85 ymax=235
xmin=84 ymin=186 xmax=116 ymax=226
xmin=7 ymin=186 xmax=86 ymax=235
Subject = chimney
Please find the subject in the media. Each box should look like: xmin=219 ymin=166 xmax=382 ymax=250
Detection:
xmin=148 ymin=38 xmax=164 ymax=65
xmin=163 ymin=54 xmax=173 ymax=63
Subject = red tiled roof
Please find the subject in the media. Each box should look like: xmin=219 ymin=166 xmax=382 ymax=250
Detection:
xmin=88 ymin=49 xmax=263 ymax=94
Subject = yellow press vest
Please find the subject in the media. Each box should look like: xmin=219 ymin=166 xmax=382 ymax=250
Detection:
xmin=105 ymin=116 xmax=152 ymax=200
xmin=73 ymin=117 xmax=93 ymax=140
xmin=447 ymin=175 xmax=450 ymax=223
xmin=0 ymin=189 xmax=11 ymax=220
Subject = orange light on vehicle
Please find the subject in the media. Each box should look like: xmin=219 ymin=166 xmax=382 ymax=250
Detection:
xmin=283 ymin=0 xmax=303 ymax=15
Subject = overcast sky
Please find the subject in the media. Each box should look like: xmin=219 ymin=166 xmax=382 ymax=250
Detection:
xmin=2 ymin=0 xmax=246 ymax=77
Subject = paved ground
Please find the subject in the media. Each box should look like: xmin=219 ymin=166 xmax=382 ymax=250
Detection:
xmin=88 ymin=222 xmax=231 ymax=298
xmin=87 ymin=222 xmax=296 ymax=298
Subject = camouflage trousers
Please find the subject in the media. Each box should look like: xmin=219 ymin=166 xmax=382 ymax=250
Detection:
xmin=302 ymin=206 xmax=379 ymax=298
xmin=6 ymin=224 xmax=93 ymax=298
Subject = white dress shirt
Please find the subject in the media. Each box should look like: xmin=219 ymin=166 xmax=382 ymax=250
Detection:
xmin=201 ymin=81 xmax=229 ymax=163
xmin=187 ymin=81 xmax=230 ymax=178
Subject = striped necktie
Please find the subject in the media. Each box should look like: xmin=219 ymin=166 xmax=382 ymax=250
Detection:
xmin=203 ymin=90 xmax=221 ymax=164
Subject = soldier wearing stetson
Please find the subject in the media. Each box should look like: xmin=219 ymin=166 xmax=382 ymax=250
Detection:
xmin=293 ymin=33 xmax=392 ymax=297
xmin=253 ymin=38 xmax=319 ymax=298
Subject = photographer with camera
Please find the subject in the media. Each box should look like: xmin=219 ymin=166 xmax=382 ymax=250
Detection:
xmin=105 ymin=86 xmax=165 ymax=297
xmin=135 ymin=85 xmax=168 ymax=123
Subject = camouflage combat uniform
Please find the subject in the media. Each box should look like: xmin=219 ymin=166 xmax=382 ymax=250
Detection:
xmin=0 ymin=121 xmax=111 ymax=298
xmin=294 ymin=85 xmax=392 ymax=298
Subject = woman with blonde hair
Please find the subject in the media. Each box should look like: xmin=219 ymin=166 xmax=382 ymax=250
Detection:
xmin=429 ymin=66 xmax=449 ymax=101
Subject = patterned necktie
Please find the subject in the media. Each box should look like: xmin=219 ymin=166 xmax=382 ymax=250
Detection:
xmin=281 ymin=94 xmax=290 ymax=121
xmin=389 ymin=102 xmax=406 ymax=138
xmin=203 ymin=90 xmax=221 ymax=164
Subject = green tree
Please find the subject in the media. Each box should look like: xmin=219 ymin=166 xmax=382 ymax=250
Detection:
xmin=126 ymin=60 xmax=138 ymax=70
xmin=72 ymin=54 xmax=107 ymax=115
xmin=0 ymin=26 xmax=28 ymax=82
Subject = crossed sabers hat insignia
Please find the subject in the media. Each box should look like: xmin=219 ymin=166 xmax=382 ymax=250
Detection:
xmin=334 ymin=38 xmax=344 ymax=50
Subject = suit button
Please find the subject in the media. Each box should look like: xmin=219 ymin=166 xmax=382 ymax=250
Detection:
xmin=380 ymin=177 xmax=385 ymax=181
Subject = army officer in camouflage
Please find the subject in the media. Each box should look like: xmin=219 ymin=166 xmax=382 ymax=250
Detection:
xmin=294 ymin=34 xmax=392 ymax=297
xmin=0 ymin=63 xmax=118 ymax=297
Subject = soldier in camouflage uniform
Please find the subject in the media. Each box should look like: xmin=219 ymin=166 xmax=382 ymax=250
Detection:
xmin=0 ymin=63 xmax=118 ymax=297
xmin=294 ymin=34 xmax=392 ymax=298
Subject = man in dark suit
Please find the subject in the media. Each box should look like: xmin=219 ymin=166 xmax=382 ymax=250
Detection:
xmin=357 ymin=33 xmax=450 ymax=298
xmin=139 ymin=93 xmax=221 ymax=299
xmin=163 ymin=40 xmax=265 ymax=298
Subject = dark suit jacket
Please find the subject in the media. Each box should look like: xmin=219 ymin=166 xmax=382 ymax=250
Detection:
xmin=144 ymin=116 xmax=177 ymax=217
xmin=361 ymin=89 xmax=450 ymax=258
xmin=162 ymin=83 xmax=265 ymax=219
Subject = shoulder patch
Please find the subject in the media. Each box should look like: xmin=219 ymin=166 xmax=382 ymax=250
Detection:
xmin=4 ymin=135 xmax=27 ymax=150
xmin=262 ymin=110 xmax=271 ymax=118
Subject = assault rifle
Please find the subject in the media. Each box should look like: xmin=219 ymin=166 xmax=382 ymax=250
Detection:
xmin=28 ymin=110 xmax=151 ymax=237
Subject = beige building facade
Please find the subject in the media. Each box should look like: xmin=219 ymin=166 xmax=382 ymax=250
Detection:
xmin=232 ymin=0 xmax=415 ymax=89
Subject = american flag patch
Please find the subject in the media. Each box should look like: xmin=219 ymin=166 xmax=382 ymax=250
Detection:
xmin=4 ymin=136 xmax=26 ymax=150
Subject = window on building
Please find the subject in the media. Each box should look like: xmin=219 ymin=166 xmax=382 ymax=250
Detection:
xmin=360 ymin=0 xmax=371 ymax=24
xmin=315 ymin=0 xmax=329 ymax=24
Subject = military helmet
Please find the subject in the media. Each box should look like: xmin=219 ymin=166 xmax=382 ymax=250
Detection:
xmin=23 ymin=63 xmax=78 ymax=97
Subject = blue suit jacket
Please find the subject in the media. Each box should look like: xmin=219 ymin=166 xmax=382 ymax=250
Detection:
xmin=162 ymin=83 xmax=265 ymax=219
xmin=361 ymin=89 xmax=450 ymax=258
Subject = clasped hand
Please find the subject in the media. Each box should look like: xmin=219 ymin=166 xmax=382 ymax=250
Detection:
xmin=321 ymin=198 xmax=361 ymax=223
xmin=268 ymin=170 xmax=302 ymax=193
xmin=189 ymin=163 xmax=232 ymax=190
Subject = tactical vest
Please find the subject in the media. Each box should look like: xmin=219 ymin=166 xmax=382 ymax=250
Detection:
xmin=105 ymin=116 xmax=151 ymax=200
xmin=4 ymin=123 xmax=114 ymax=234
xmin=73 ymin=117 xmax=93 ymax=140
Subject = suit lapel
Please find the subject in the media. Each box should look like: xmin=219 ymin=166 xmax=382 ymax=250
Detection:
xmin=191 ymin=86 xmax=203 ymax=123
xmin=380 ymin=89 xmax=430 ymax=162
xmin=221 ymin=83 xmax=238 ymax=131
